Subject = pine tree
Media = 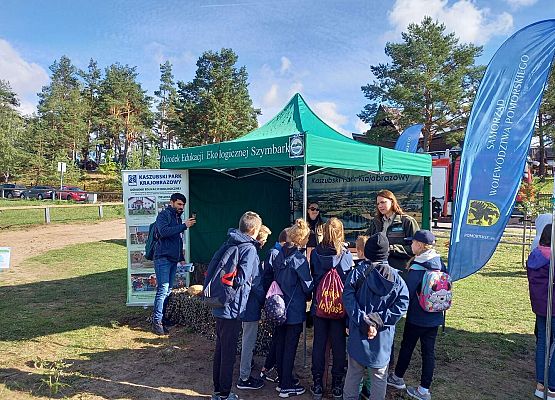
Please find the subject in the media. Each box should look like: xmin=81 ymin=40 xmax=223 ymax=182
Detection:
xmin=173 ymin=48 xmax=260 ymax=146
xmin=79 ymin=59 xmax=102 ymax=167
xmin=360 ymin=17 xmax=484 ymax=150
xmin=154 ymin=61 xmax=178 ymax=150
xmin=98 ymin=63 xmax=153 ymax=167
xmin=37 ymin=56 xmax=88 ymax=161
xmin=0 ymin=80 xmax=26 ymax=182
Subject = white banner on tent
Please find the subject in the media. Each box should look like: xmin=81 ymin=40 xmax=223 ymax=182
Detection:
xmin=122 ymin=169 xmax=189 ymax=306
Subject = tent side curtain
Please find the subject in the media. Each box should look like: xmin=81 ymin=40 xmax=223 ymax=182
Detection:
xmin=306 ymin=135 xmax=432 ymax=176
xmin=305 ymin=134 xmax=381 ymax=172
xmin=381 ymin=148 xmax=432 ymax=176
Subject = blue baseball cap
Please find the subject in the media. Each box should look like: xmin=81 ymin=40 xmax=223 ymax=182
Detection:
xmin=407 ymin=229 xmax=436 ymax=244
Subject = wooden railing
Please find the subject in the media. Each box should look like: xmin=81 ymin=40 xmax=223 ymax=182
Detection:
xmin=0 ymin=202 xmax=123 ymax=224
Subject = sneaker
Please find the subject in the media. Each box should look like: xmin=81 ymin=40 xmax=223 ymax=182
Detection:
xmin=310 ymin=382 xmax=323 ymax=399
xmin=210 ymin=394 xmax=220 ymax=400
xmin=386 ymin=372 xmax=406 ymax=390
xmin=331 ymin=376 xmax=343 ymax=399
xmin=276 ymin=378 xmax=300 ymax=392
xmin=151 ymin=322 xmax=165 ymax=335
xmin=406 ymin=386 xmax=431 ymax=400
xmin=221 ymin=393 xmax=239 ymax=400
xmin=535 ymin=383 xmax=555 ymax=400
xmin=260 ymin=367 xmax=279 ymax=382
xmin=236 ymin=376 xmax=264 ymax=390
xmin=279 ymin=384 xmax=306 ymax=398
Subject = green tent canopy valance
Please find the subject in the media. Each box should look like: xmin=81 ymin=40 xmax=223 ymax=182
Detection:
xmin=160 ymin=93 xmax=432 ymax=177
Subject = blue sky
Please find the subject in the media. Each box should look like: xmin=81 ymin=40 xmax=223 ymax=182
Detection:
xmin=0 ymin=0 xmax=552 ymax=134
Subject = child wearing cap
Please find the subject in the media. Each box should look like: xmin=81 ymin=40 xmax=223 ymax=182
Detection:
xmin=342 ymin=232 xmax=409 ymax=400
xmin=386 ymin=229 xmax=445 ymax=400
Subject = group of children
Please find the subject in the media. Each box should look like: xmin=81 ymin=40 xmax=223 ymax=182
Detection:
xmin=203 ymin=211 xmax=446 ymax=400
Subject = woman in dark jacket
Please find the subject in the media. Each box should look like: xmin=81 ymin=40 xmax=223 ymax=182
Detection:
xmin=309 ymin=217 xmax=353 ymax=399
xmin=365 ymin=190 xmax=419 ymax=272
xmin=273 ymin=219 xmax=314 ymax=398
xmin=307 ymin=201 xmax=324 ymax=250
xmin=527 ymin=223 xmax=555 ymax=399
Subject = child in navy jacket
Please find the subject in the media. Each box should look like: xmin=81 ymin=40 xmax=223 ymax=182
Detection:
xmin=387 ymin=230 xmax=444 ymax=400
xmin=273 ymin=219 xmax=313 ymax=398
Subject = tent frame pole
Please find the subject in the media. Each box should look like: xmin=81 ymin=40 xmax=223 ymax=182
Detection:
xmin=303 ymin=164 xmax=308 ymax=367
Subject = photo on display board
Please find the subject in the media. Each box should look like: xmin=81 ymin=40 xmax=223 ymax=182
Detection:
xmin=130 ymin=250 xmax=154 ymax=269
xmin=130 ymin=273 xmax=157 ymax=292
xmin=129 ymin=225 xmax=150 ymax=245
xmin=127 ymin=196 xmax=156 ymax=216
xmin=157 ymin=199 xmax=169 ymax=213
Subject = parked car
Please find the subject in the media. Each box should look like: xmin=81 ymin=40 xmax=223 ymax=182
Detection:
xmin=26 ymin=185 xmax=56 ymax=200
xmin=0 ymin=183 xmax=27 ymax=199
xmin=57 ymin=186 xmax=87 ymax=202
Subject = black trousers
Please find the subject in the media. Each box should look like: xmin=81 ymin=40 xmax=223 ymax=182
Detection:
xmin=311 ymin=316 xmax=346 ymax=379
xmin=213 ymin=318 xmax=241 ymax=396
xmin=275 ymin=323 xmax=303 ymax=389
xmin=394 ymin=321 xmax=439 ymax=389
xmin=264 ymin=325 xmax=277 ymax=370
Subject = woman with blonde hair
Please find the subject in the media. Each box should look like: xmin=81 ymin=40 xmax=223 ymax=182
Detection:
xmin=272 ymin=219 xmax=314 ymax=398
xmin=365 ymin=189 xmax=419 ymax=272
xmin=309 ymin=217 xmax=353 ymax=399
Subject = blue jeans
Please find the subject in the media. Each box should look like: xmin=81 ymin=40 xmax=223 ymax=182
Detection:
xmin=536 ymin=315 xmax=555 ymax=390
xmin=153 ymin=257 xmax=176 ymax=324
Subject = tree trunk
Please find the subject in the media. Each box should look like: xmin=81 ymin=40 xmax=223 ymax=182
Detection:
xmin=538 ymin=113 xmax=546 ymax=177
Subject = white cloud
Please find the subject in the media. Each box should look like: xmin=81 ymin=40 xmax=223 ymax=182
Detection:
xmin=0 ymin=38 xmax=49 ymax=115
xmin=145 ymin=41 xmax=195 ymax=67
xmin=355 ymin=118 xmax=371 ymax=134
xmin=387 ymin=0 xmax=513 ymax=45
xmin=312 ymin=101 xmax=350 ymax=136
xmin=263 ymin=83 xmax=280 ymax=108
xmin=505 ymin=0 xmax=538 ymax=9
xmin=280 ymin=56 xmax=291 ymax=74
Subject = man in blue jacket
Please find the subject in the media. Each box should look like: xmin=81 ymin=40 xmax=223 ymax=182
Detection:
xmin=152 ymin=192 xmax=196 ymax=335
xmin=205 ymin=211 xmax=262 ymax=400
xmin=342 ymin=232 xmax=409 ymax=400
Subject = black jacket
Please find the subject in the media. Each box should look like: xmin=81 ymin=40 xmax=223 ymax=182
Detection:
xmin=365 ymin=213 xmax=419 ymax=271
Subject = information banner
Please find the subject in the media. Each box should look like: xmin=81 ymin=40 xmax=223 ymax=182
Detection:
xmin=122 ymin=169 xmax=189 ymax=306
xmin=293 ymin=168 xmax=424 ymax=243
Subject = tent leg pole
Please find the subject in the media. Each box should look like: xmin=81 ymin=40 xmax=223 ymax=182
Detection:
xmin=303 ymin=164 xmax=308 ymax=367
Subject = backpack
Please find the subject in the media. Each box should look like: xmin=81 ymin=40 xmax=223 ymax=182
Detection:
xmin=264 ymin=281 xmax=287 ymax=325
xmin=202 ymin=244 xmax=240 ymax=308
xmin=315 ymin=266 xmax=346 ymax=319
xmin=144 ymin=222 xmax=159 ymax=261
xmin=414 ymin=261 xmax=452 ymax=313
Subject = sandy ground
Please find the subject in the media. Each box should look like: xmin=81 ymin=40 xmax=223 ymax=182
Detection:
xmin=0 ymin=219 xmax=126 ymax=268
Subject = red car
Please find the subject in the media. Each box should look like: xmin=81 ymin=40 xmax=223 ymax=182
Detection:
xmin=57 ymin=186 xmax=87 ymax=202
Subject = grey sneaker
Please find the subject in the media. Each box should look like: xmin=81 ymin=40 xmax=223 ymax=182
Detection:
xmin=386 ymin=372 xmax=406 ymax=389
xmin=406 ymin=386 xmax=431 ymax=400
xmin=222 ymin=393 xmax=239 ymax=400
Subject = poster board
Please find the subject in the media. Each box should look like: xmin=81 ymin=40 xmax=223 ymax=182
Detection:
xmin=122 ymin=169 xmax=189 ymax=306
xmin=293 ymin=168 xmax=424 ymax=243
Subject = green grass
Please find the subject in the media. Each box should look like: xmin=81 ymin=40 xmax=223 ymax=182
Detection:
xmin=0 ymin=202 xmax=124 ymax=228
xmin=0 ymin=236 xmax=539 ymax=399
xmin=534 ymin=176 xmax=554 ymax=194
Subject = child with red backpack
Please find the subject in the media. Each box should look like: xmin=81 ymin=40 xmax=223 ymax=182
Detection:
xmin=309 ymin=217 xmax=354 ymax=399
xmin=387 ymin=230 xmax=449 ymax=400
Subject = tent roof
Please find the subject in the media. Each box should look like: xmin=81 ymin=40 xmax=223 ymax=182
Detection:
xmin=160 ymin=93 xmax=431 ymax=176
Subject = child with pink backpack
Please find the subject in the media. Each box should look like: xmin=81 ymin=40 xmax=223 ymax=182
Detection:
xmin=387 ymin=230 xmax=450 ymax=400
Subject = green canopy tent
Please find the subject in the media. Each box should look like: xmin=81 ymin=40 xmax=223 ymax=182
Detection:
xmin=160 ymin=93 xmax=432 ymax=263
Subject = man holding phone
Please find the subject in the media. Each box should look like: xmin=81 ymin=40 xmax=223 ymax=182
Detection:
xmin=152 ymin=192 xmax=196 ymax=335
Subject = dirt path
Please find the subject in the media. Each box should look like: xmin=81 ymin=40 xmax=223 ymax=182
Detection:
xmin=0 ymin=219 xmax=126 ymax=267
